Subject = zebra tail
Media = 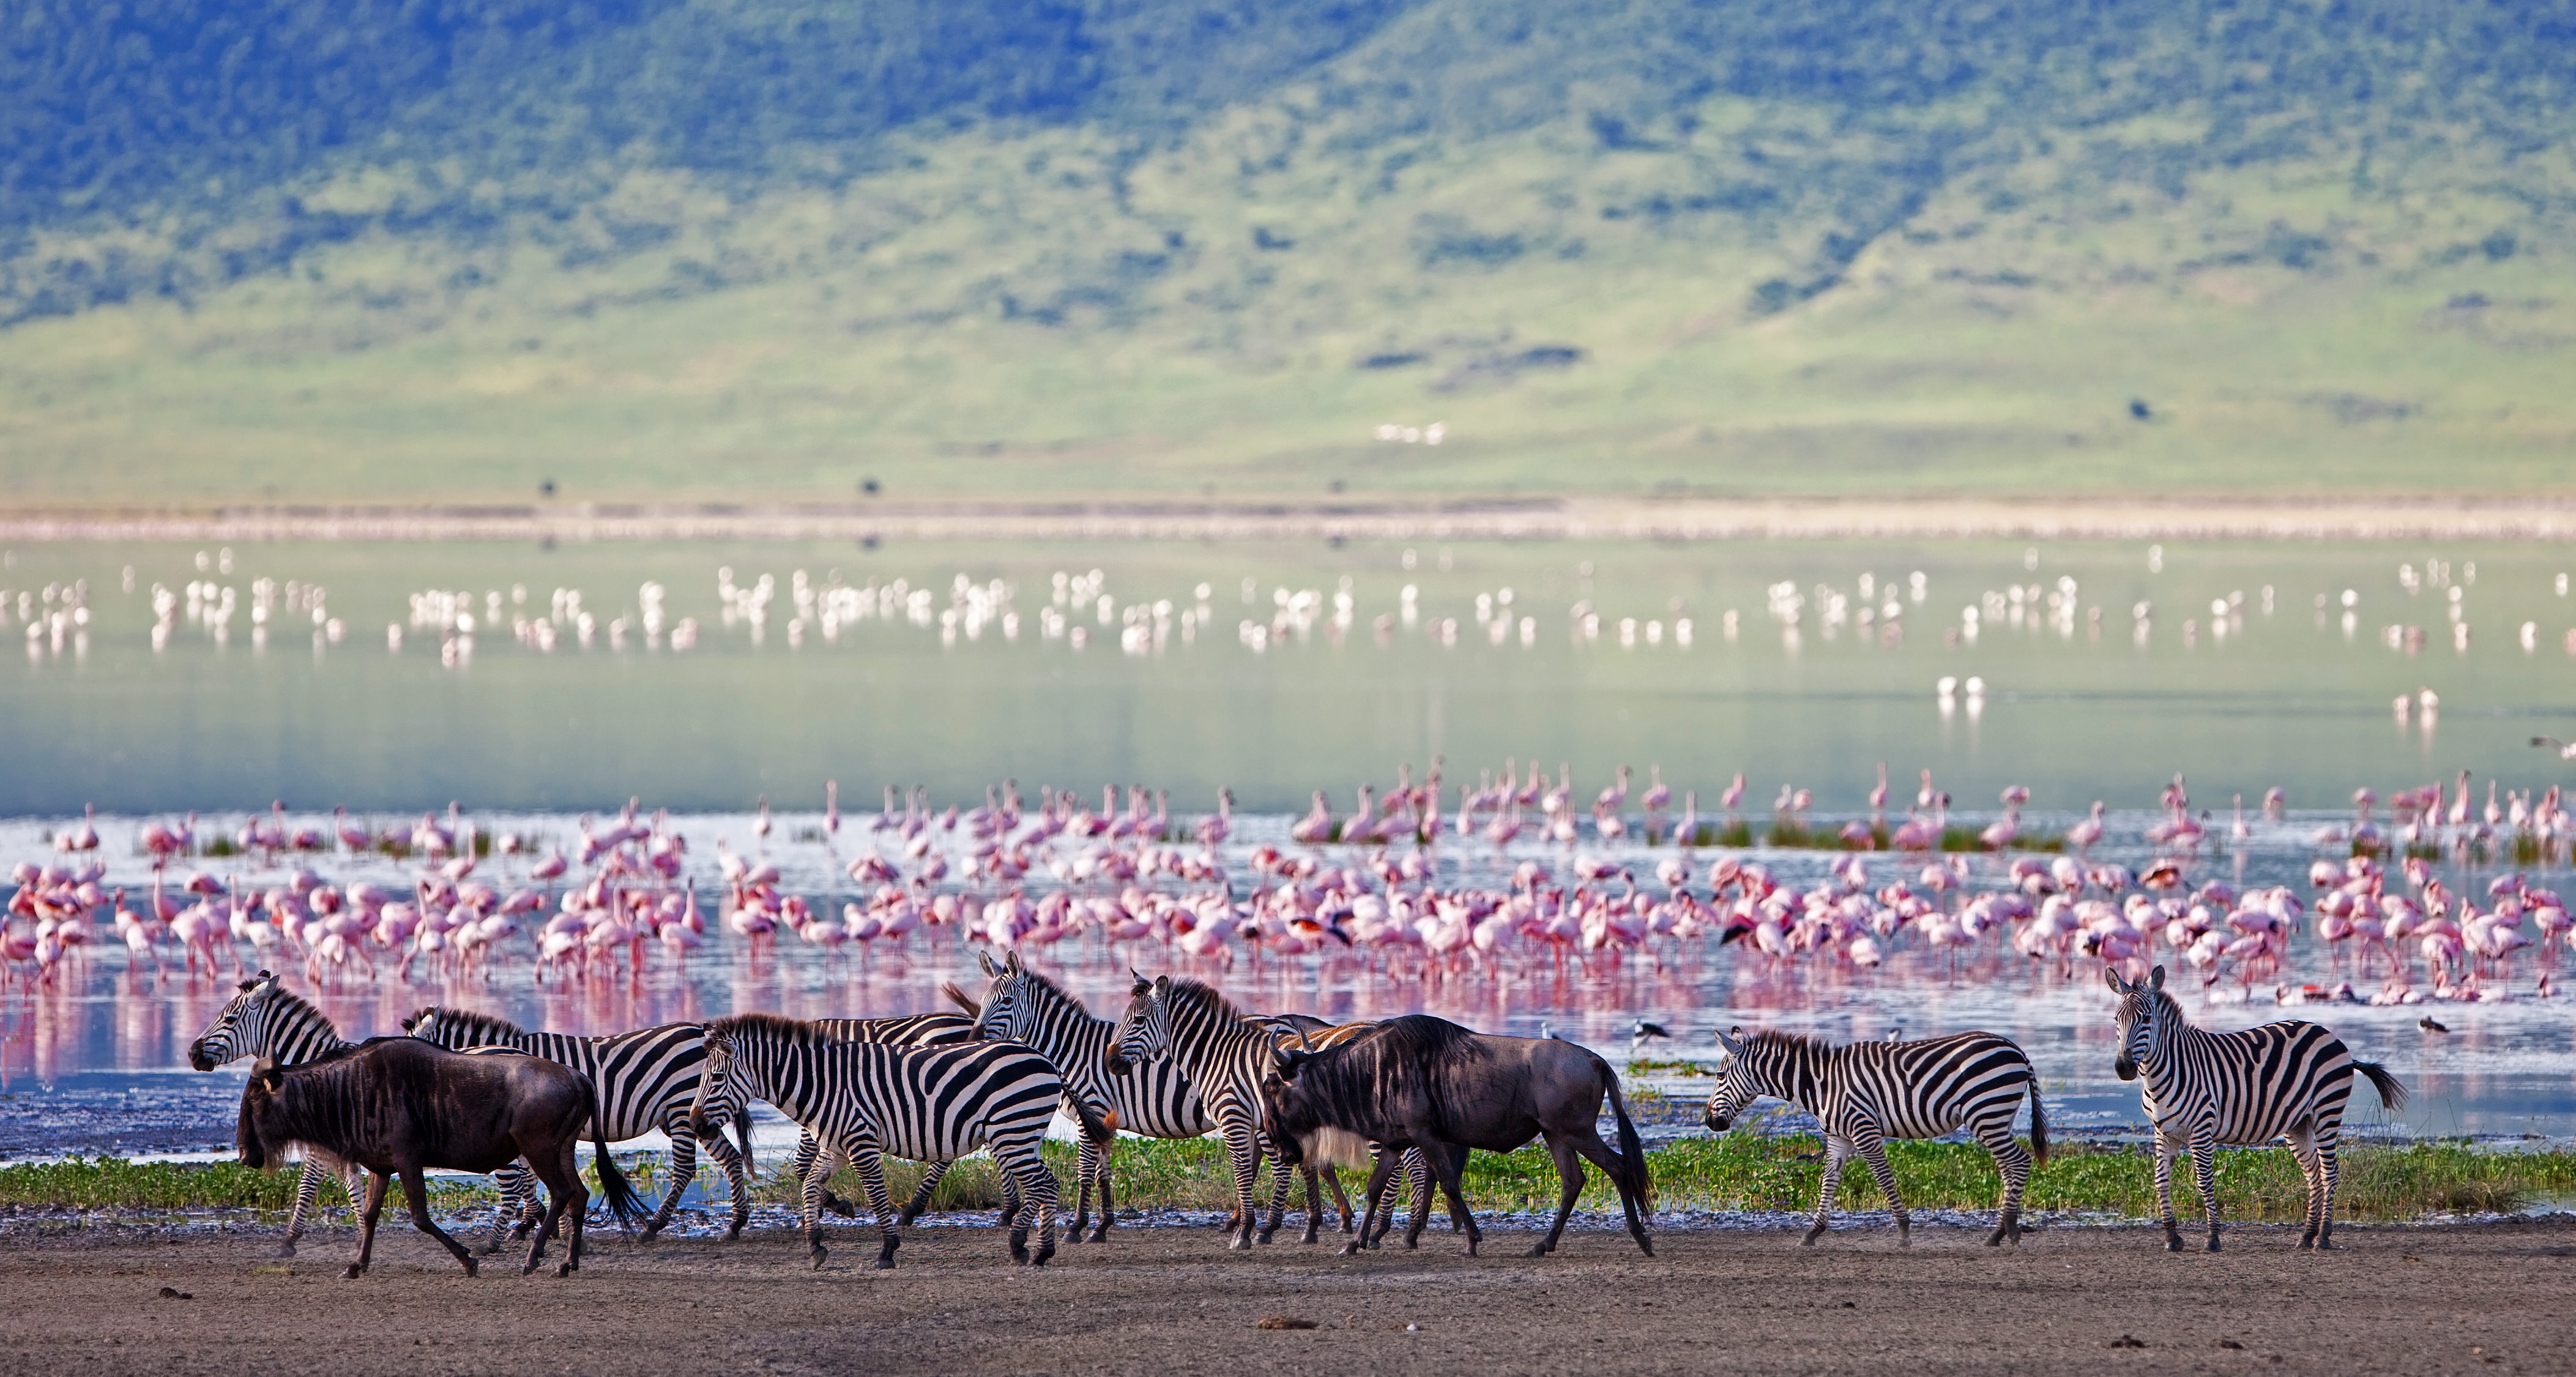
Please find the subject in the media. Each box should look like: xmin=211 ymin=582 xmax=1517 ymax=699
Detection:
xmin=940 ymin=980 xmax=981 ymax=1018
xmin=2027 ymin=1076 xmax=2050 ymax=1170
xmin=1066 ymin=1093 xmax=1115 ymax=1144
xmin=2355 ymin=1060 xmax=2408 ymax=1113
xmin=1593 ymin=1054 xmax=1655 ymax=1209
xmin=584 ymin=1075 xmax=645 ymax=1228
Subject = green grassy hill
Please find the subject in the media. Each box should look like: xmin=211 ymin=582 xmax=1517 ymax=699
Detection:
xmin=4 ymin=1 xmax=2572 ymax=506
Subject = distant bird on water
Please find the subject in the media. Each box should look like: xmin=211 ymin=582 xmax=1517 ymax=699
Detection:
xmin=2531 ymin=736 xmax=2576 ymax=760
xmin=2418 ymin=1016 xmax=2449 ymax=1034
xmin=1629 ymin=1020 xmax=1670 ymax=1052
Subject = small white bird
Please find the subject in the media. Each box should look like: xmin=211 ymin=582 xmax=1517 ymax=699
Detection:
xmin=2531 ymin=736 xmax=2576 ymax=760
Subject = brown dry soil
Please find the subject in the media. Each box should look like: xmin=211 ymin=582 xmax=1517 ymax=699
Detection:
xmin=2 ymin=1218 xmax=2570 ymax=1376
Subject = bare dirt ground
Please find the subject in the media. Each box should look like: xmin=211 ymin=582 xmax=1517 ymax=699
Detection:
xmin=2 ymin=1217 xmax=2569 ymax=1376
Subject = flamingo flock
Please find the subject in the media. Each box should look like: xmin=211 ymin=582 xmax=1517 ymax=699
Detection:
xmin=6 ymin=760 xmax=2574 ymax=1002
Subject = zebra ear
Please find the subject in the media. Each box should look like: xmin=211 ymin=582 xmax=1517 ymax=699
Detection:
xmin=2148 ymin=965 xmax=2166 ymax=991
xmin=978 ymin=949 xmax=1003 ymax=978
xmin=1004 ymin=950 xmax=1022 ymax=974
xmin=1714 ymin=1026 xmax=1743 ymax=1056
xmin=1152 ymin=975 xmax=1171 ymax=996
xmin=2102 ymin=966 xmax=2128 ymax=994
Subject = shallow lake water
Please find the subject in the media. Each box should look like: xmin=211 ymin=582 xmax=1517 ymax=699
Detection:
xmin=3 ymin=535 xmax=2574 ymax=1156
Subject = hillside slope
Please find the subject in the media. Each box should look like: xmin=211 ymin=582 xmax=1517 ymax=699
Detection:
xmin=4 ymin=0 xmax=2572 ymax=506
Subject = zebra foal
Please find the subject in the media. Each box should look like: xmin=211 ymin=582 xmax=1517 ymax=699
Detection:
xmin=2107 ymin=965 xmax=2405 ymax=1252
xmin=1705 ymin=1024 xmax=2046 ymax=1246
xmin=688 ymin=1012 xmax=1086 ymax=1269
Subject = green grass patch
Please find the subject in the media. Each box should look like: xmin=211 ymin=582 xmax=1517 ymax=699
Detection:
xmin=19 ymin=1139 xmax=2573 ymax=1224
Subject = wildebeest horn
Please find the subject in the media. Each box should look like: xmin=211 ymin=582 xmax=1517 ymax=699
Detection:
xmin=1275 ymin=1048 xmax=1316 ymax=1080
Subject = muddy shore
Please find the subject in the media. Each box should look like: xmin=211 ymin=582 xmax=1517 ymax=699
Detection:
xmin=1 ymin=1217 xmax=2566 ymax=1376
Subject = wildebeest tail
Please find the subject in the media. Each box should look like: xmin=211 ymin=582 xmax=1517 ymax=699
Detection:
xmin=1591 ymin=1052 xmax=1655 ymax=1209
xmin=582 ymin=1073 xmax=645 ymax=1227
xmin=2027 ymin=1075 xmax=2049 ymax=1170
xmin=940 ymin=980 xmax=981 ymax=1019
xmin=2355 ymin=1059 xmax=2408 ymax=1113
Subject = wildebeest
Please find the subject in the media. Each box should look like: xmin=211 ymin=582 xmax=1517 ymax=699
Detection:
xmin=236 ymin=1036 xmax=642 ymax=1278
xmin=1259 ymin=1015 xmax=1654 ymax=1258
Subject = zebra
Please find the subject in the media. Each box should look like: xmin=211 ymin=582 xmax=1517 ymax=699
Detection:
xmin=685 ymin=1012 xmax=1087 ymax=1269
xmin=186 ymin=970 xmax=364 ymax=1255
xmin=401 ymin=1006 xmax=758 ymax=1244
xmin=781 ymin=1013 xmax=978 ymax=1222
xmin=1705 ymin=1023 xmax=2047 ymax=1247
xmin=2107 ymin=964 xmax=2406 ymax=1252
xmin=1106 ymin=972 xmax=1381 ymax=1250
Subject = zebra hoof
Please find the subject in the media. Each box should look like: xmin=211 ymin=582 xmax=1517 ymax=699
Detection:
xmin=1032 ymin=1243 xmax=1055 ymax=1267
xmin=1228 ymin=1235 xmax=1251 ymax=1251
xmin=1088 ymin=1228 xmax=1109 ymax=1244
xmin=812 ymin=1248 xmax=830 ymax=1271
xmin=556 ymin=1261 xmax=576 ymax=1278
xmin=2164 ymin=1234 xmax=2185 ymax=1253
xmin=2315 ymin=1236 xmax=2337 ymax=1251
xmin=638 ymin=1225 xmax=661 ymax=1245
xmin=1338 ymin=1241 xmax=1362 ymax=1257
xmin=276 ymin=1243 xmax=299 ymax=1259
xmin=2206 ymin=1238 xmax=2222 ymax=1253
xmin=340 ymin=1265 xmax=364 ymax=1280
xmin=1525 ymin=1241 xmax=1551 ymax=1258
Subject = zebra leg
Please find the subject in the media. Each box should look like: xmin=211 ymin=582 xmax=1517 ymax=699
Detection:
xmin=1978 ymin=1117 xmax=2033 ymax=1246
xmin=849 ymin=1143 xmax=901 ymax=1271
xmin=279 ymin=1158 xmax=329 ymax=1257
xmin=1804 ymin=1135 xmax=1853 ymax=1245
xmin=2286 ymin=1123 xmax=2324 ymax=1249
xmin=2189 ymin=1130 xmax=2222 ymax=1252
xmin=803 ymin=1138 xmax=849 ymax=1269
xmin=1091 ymin=1140 xmax=1116 ymax=1243
xmin=1853 ymin=1131 xmax=1908 ymax=1246
xmin=896 ymin=1162 xmax=951 ymax=1226
xmin=2152 ymin=1130 xmax=2184 ymax=1251
xmin=1408 ymin=1147 xmax=1437 ymax=1242
xmin=696 ymin=1119 xmax=754 ymax=1241
xmin=1254 ymin=1136 xmax=1294 ymax=1244
xmin=639 ymin=1122 xmax=701 ymax=1242
xmin=2315 ymin=1131 xmax=2343 ymax=1250
xmin=488 ymin=1161 xmax=537 ymax=1256
xmin=1221 ymin=1116 xmax=1264 ymax=1250
xmin=1000 ymin=1139 xmax=1060 ymax=1266
xmin=1067 ymin=1135 xmax=1099 ymax=1242
xmin=793 ymin=1129 xmax=858 ymax=1218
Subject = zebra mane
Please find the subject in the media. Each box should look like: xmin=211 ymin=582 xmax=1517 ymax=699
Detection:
xmin=424 ymin=1006 xmax=527 ymax=1043
xmin=1741 ymin=1029 xmax=1830 ymax=1056
xmin=705 ymin=1011 xmax=828 ymax=1045
xmin=246 ymin=980 xmax=342 ymax=1039
xmin=1159 ymin=977 xmax=1251 ymax=1025
xmin=1008 ymin=964 xmax=1094 ymax=1017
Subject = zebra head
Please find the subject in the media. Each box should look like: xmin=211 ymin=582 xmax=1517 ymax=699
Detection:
xmin=1102 ymin=971 xmax=1167 ymax=1077
xmin=190 ymin=969 xmax=283 ymax=1071
xmin=1702 ymin=1024 xmax=1771 ymax=1132
xmin=2105 ymin=963 xmax=2169 ymax=1081
xmin=688 ymin=1023 xmax=746 ymax=1141
xmin=401 ymin=1005 xmax=455 ymax=1045
xmin=969 ymin=949 xmax=1032 ymax=1043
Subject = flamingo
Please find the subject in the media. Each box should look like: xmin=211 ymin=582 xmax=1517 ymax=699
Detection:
xmin=2067 ymin=802 xmax=2106 ymax=854
xmin=825 ymin=780 xmax=840 ymax=839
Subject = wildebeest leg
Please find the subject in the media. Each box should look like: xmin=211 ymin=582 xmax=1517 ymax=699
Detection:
xmin=345 ymin=1170 xmax=391 ymax=1279
xmin=1566 ymin=1131 xmax=1653 ymax=1257
xmin=1297 ymin=1165 xmax=1325 ymax=1244
xmin=525 ymin=1139 xmax=587 ymax=1277
xmin=1316 ymin=1164 xmax=1356 ymax=1242
xmin=396 ymin=1165 xmax=478 ymax=1275
xmin=1420 ymin=1137 xmax=1481 ymax=1256
xmin=1344 ymin=1150 xmax=1401 ymax=1256
xmin=1531 ymin=1134 xmax=1587 ymax=1256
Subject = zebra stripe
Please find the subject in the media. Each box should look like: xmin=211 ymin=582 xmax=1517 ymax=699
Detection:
xmin=688 ymin=1012 xmax=1065 ymax=1269
xmin=1707 ymin=1024 xmax=2046 ymax=1247
xmin=783 ymin=1013 xmax=978 ymax=1220
xmin=402 ymin=1006 xmax=758 ymax=1244
xmin=2108 ymin=964 xmax=2405 ymax=1251
xmin=185 ymin=971 xmax=361 ymax=1255
xmin=1106 ymin=973 xmax=1337 ymax=1250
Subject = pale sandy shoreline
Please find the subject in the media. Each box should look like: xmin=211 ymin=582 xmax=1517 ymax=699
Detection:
xmin=3 ymin=494 xmax=2575 ymax=544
